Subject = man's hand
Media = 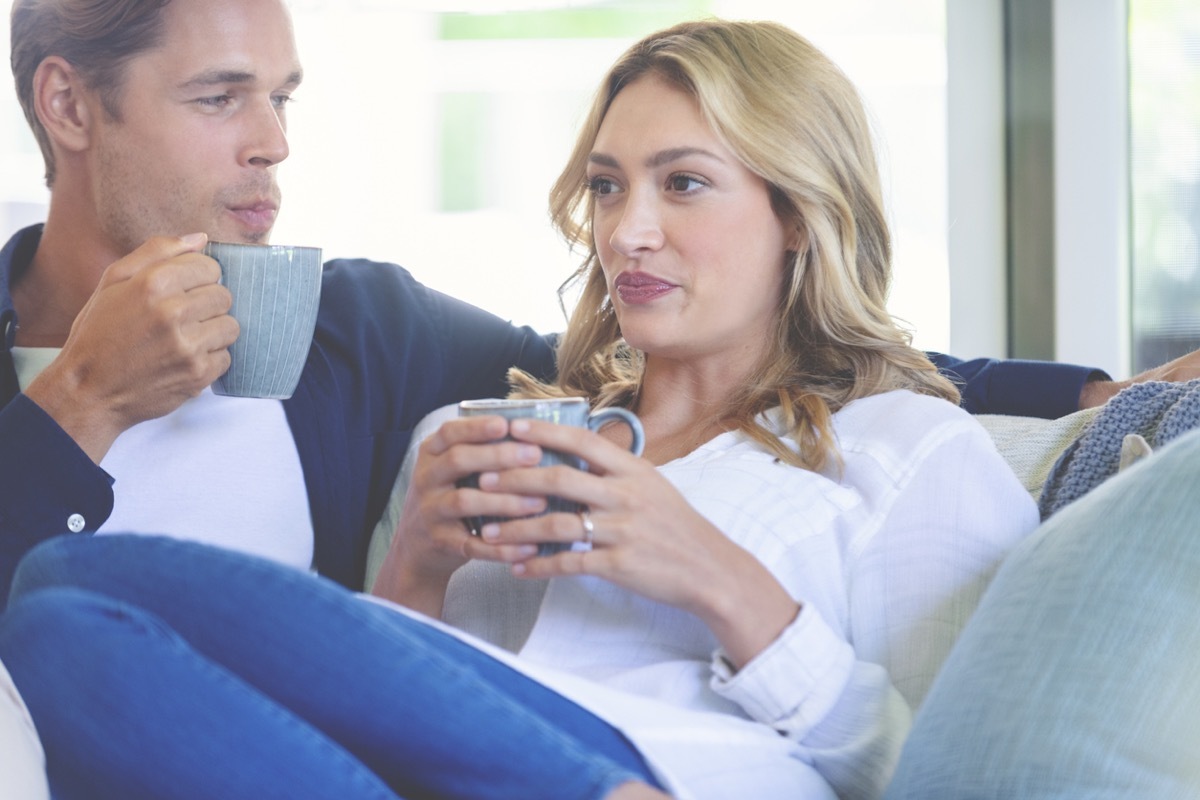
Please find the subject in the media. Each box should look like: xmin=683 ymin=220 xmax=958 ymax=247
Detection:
xmin=1079 ymin=348 xmax=1200 ymax=409
xmin=23 ymin=234 xmax=239 ymax=463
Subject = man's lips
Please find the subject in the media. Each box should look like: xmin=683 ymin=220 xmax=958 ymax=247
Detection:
xmin=614 ymin=271 xmax=677 ymax=304
xmin=227 ymin=202 xmax=279 ymax=233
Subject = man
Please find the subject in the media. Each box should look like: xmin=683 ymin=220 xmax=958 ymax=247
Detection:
xmin=0 ymin=0 xmax=555 ymax=600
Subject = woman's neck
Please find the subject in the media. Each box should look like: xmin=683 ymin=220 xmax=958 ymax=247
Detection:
xmin=629 ymin=358 xmax=751 ymax=465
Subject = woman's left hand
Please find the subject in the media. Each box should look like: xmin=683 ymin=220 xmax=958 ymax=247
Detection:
xmin=475 ymin=418 xmax=800 ymax=668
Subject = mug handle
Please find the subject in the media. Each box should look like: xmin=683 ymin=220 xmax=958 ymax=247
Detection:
xmin=587 ymin=407 xmax=645 ymax=457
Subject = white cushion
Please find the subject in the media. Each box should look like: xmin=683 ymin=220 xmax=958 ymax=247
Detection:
xmin=0 ymin=658 xmax=49 ymax=800
xmin=975 ymin=408 xmax=1099 ymax=500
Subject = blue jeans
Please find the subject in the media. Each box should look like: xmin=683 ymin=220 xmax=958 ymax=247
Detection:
xmin=0 ymin=535 xmax=660 ymax=800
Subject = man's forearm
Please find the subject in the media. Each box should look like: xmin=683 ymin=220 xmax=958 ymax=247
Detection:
xmin=1080 ymin=348 xmax=1200 ymax=409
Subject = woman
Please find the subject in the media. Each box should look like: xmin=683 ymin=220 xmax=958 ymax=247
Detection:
xmin=0 ymin=19 xmax=1036 ymax=800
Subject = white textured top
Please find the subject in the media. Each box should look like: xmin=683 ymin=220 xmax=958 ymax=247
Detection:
xmin=437 ymin=390 xmax=1039 ymax=799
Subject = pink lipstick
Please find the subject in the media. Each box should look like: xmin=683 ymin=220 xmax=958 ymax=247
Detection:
xmin=614 ymin=271 xmax=677 ymax=305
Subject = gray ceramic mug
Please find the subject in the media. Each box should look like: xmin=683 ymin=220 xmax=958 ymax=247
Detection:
xmin=457 ymin=397 xmax=645 ymax=555
xmin=204 ymin=241 xmax=323 ymax=399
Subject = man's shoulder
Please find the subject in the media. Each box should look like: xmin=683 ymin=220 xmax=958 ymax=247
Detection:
xmin=319 ymin=256 xmax=419 ymax=293
xmin=0 ymin=225 xmax=43 ymax=298
xmin=315 ymin=256 xmax=432 ymax=316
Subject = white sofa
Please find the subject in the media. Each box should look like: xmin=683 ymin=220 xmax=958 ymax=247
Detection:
xmin=0 ymin=406 xmax=1102 ymax=798
xmin=0 ymin=657 xmax=49 ymax=800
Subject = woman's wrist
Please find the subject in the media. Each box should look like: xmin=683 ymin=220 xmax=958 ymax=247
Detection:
xmin=371 ymin=541 xmax=452 ymax=619
xmin=698 ymin=558 xmax=800 ymax=671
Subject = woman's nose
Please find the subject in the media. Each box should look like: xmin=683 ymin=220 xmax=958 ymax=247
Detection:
xmin=608 ymin=191 xmax=665 ymax=256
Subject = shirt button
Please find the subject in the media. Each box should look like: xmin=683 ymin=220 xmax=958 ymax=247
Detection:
xmin=66 ymin=514 xmax=86 ymax=533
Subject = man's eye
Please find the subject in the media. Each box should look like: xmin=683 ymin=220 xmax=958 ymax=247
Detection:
xmin=196 ymin=95 xmax=234 ymax=108
xmin=271 ymin=94 xmax=294 ymax=109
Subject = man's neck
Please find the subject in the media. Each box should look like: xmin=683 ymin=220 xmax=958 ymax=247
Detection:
xmin=11 ymin=200 xmax=119 ymax=348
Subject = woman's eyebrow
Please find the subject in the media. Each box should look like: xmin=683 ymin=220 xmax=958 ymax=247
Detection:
xmin=587 ymin=146 xmax=725 ymax=170
xmin=646 ymin=146 xmax=724 ymax=168
xmin=588 ymin=152 xmax=619 ymax=169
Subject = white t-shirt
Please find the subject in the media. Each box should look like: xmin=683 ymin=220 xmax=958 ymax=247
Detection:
xmin=13 ymin=347 xmax=313 ymax=570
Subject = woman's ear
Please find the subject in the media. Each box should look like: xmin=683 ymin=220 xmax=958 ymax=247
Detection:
xmin=32 ymin=57 xmax=95 ymax=155
xmin=787 ymin=224 xmax=808 ymax=255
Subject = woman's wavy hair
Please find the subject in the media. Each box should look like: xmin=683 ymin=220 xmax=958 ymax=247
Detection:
xmin=510 ymin=18 xmax=958 ymax=471
xmin=10 ymin=0 xmax=171 ymax=187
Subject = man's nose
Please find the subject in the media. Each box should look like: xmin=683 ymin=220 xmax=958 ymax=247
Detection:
xmin=242 ymin=101 xmax=289 ymax=168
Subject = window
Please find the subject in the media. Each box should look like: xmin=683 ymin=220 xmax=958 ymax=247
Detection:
xmin=1129 ymin=0 xmax=1200 ymax=371
xmin=0 ymin=1 xmax=950 ymax=349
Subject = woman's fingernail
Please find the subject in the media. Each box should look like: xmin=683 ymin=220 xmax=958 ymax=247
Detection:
xmin=517 ymin=444 xmax=540 ymax=462
xmin=481 ymin=523 xmax=500 ymax=540
xmin=479 ymin=472 xmax=498 ymax=489
xmin=519 ymin=496 xmax=543 ymax=512
xmin=511 ymin=419 xmax=530 ymax=435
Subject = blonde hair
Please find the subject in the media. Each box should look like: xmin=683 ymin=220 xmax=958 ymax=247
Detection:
xmin=512 ymin=18 xmax=958 ymax=471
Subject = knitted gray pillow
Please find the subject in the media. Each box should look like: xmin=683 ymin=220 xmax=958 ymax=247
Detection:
xmin=1039 ymin=379 xmax=1200 ymax=518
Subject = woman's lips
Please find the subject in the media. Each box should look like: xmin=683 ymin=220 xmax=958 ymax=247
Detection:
xmin=614 ymin=272 xmax=677 ymax=305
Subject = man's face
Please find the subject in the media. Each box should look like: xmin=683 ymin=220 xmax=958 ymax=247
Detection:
xmin=88 ymin=0 xmax=302 ymax=249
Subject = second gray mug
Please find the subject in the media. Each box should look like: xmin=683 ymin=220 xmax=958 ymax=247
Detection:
xmin=457 ymin=397 xmax=644 ymax=555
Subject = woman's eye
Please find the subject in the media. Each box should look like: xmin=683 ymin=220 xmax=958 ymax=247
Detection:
xmin=667 ymin=174 xmax=706 ymax=193
xmin=588 ymin=177 xmax=619 ymax=196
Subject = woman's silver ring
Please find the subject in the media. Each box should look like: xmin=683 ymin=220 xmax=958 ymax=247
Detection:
xmin=579 ymin=509 xmax=595 ymax=545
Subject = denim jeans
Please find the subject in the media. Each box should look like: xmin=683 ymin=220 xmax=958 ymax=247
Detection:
xmin=0 ymin=534 xmax=659 ymax=800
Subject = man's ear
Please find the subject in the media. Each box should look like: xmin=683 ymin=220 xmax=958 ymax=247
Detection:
xmin=32 ymin=56 xmax=96 ymax=155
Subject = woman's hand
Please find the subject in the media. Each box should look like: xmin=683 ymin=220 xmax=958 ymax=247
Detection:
xmin=370 ymin=416 xmax=549 ymax=616
xmin=475 ymin=418 xmax=801 ymax=669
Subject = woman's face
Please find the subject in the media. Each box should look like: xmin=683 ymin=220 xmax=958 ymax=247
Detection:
xmin=587 ymin=74 xmax=792 ymax=371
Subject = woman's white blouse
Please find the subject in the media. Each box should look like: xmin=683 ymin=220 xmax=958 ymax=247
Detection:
xmin=437 ymin=390 xmax=1039 ymax=799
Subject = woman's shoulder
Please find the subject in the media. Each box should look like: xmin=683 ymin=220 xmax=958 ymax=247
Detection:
xmin=834 ymin=389 xmax=984 ymax=447
xmin=829 ymin=389 xmax=997 ymax=481
xmin=675 ymin=390 xmax=992 ymax=496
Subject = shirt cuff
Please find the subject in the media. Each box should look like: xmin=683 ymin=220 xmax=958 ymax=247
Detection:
xmin=709 ymin=602 xmax=854 ymax=734
xmin=0 ymin=393 xmax=114 ymax=532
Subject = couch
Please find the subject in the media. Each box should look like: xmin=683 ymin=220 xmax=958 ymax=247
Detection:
xmin=12 ymin=402 xmax=1199 ymax=798
xmin=0 ymin=656 xmax=46 ymax=800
